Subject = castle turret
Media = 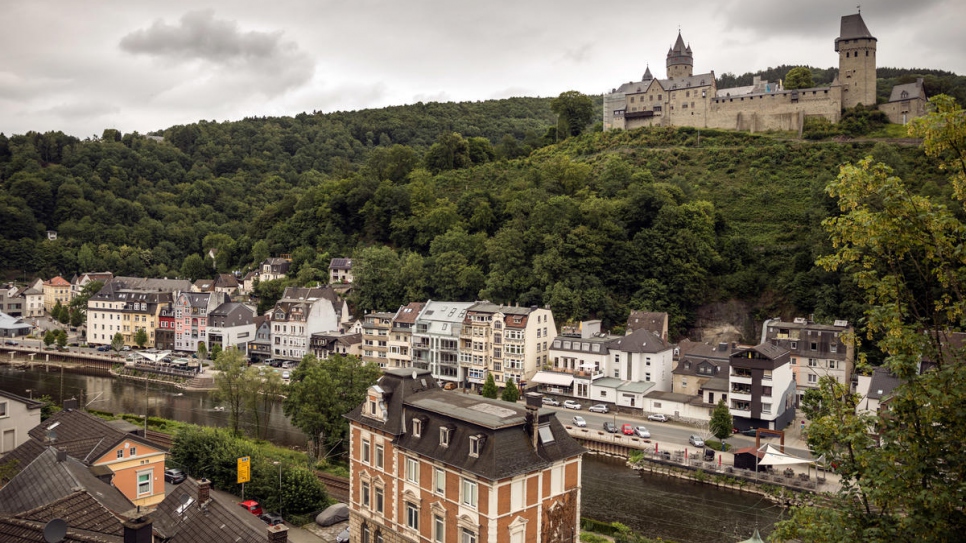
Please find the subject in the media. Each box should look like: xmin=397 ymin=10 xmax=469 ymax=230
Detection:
xmin=666 ymin=31 xmax=693 ymax=79
xmin=835 ymin=12 xmax=877 ymax=109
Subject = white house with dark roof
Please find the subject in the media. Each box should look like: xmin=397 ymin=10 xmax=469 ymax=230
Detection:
xmin=346 ymin=368 xmax=584 ymax=543
xmin=270 ymin=287 xmax=340 ymax=361
xmin=207 ymin=301 xmax=256 ymax=355
xmin=329 ymin=257 xmax=354 ymax=284
xmin=761 ymin=317 xmax=853 ymax=404
xmin=0 ymin=390 xmax=42 ymax=454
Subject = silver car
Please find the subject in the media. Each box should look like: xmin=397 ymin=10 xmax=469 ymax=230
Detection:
xmin=572 ymin=416 xmax=587 ymax=427
xmin=689 ymin=435 xmax=705 ymax=447
xmin=634 ymin=426 xmax=651 ymax=439
xmin=563 ymin=400 xmax=581 ymax=410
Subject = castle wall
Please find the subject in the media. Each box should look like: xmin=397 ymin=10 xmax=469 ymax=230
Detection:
xmin=706 ymin=87 xmax=842 ymax=132
xmin=603 ymin=93 xmax=627 ymax=131
xmin=880 ymin=97 xmax=927 ymax=125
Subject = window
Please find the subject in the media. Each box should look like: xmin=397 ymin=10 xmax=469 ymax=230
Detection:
xmin=808 ymin=358 xmax=817 ymax=367
xmin=129 ymin=447 xmax=136 ymax=456
xmin=830 ymin=343 xmax=838 ymax=353
xmin=645 ymin=373 xmax=651 ymax=381
xmin=375 ymin=444 xmax=384 ymax=468
xmin=808 ymin=374 xmax=817 ymax=383
xmin=440 ymin=427 xmax=451 ymax=447
xmin=646 ymin=357 xmax=651 ymax=366
xmin=461 ymin=528 xmax=477 ymax=543
xmin=829 ymin=360 xmax=837 ymax=369
xmin=406 ymin=502 xmax=419 ymax=530
xmin=375 ymin=487 xmax=384 ymax=513
xmin=137 ymin=471 xmax=152 ymax=496
xmin=434 ymin=515 xmax=445 ymax=543
xmin=406 ymin=457 xmax=419 ymax=483
xmin=413 ymin=418 xmax=423 ymax=437
xmin=762 ymin=403 xmax=772 ymax=414
xmin=461 ymin=478 xmax=478 ymax=508
xmin=469 ymin=436 xmax=482 ymax=458
xmin=362 ymin=481 xmax=371 ymax=507
xmin=117 ymin=449 xmax=124 ymax=459
xmin=362 ymin=438 xmax=370 ymax=464
xmin=763 ymin=370 xmax=772 ymax=381
xmin=0 ymin=402 xmax=6 ymax=417
xmin=435 ymin=467 xmax=445 ymax=494
xmin=810 ymin=342 xmax=817 ymax=351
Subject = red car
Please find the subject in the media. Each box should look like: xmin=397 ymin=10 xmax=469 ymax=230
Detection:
xmin=621 ymin=423 xmax=635 ymax=435
xmin=239 ymin=500 xmax=263 ymax=516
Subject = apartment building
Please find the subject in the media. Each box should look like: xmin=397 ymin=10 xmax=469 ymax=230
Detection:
xmin=207 ymin=302 xmax=256 ymax=355
xmin=412 ymin=301 xmax=475 ymax=386
xmin=310 ymin=332 xmax=363 ymax=360
xmin=271 ymin=287 xmax=340 ymax=361
xmin=42 ymin=276 xmax=71 ymax=313
xmin=761 ymin=317 xmax=853 ymax=403
xmin=728 ymin=343 xmax=797 ymax=432
xmin=346 ymin=368 xmax=585 ymax=543
xmin=361 ymin=312 xmax=394 ymax=367
xmin=86 ymin=277 xmax=191 ymax=347
xmin=387 ymin=302 xmax=423 ymax=369
xmin=173 ymin=291 xmax=229 ymax=353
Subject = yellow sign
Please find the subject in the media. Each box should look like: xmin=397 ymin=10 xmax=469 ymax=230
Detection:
xmin=237 ymin=456 xmax=251 ymax=484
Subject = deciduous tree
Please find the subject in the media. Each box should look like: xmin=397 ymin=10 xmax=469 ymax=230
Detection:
xmin=708 ymin=399 xmax=732 ymax=450
xmin=134 ymin=328 xmax=148 ymax=348
xmin=550 ymin=91 xmax=595 ymax=139
xmin=784 ymin=66 xmax=814 ymax=90
xmin=213 ymin=348 xmax=248 ymax=436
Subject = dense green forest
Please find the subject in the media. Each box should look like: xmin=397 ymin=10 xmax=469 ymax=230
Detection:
xmin=0 ymin=87 xmax=954 ymax=338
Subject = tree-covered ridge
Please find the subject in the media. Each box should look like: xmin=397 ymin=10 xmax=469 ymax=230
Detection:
xmin=0 ymin=94 xmax=952 ymax=339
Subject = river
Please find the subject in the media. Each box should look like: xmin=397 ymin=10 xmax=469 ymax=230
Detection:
xmin=0 ymin=365 xmax=780 ymax=541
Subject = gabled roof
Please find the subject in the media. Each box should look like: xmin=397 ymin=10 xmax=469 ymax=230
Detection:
xmin=393 ymin=302 xmax=425 ymax=325
xmin=329 ymin=258 xmax=353 ymax=270
xmin=213 ymin=274 xmax=238 ymax=288
xmin=27 ymin=409 xmax=163 ymax=465
xmin=152 ymin=478 xmax=263 ymax=543
xmin=0 ymin=390 xmax=43 ymax=411
xmin=607 ymin=328 xmax=671 ymax=354
xmin=15 ymin=490 xmax=124 ymax=539
xmin=867 ymin=367 xmax=901 ymax=400
xmin=193 ymin=279 xmax=214 ymax=292
xmin=888 ymin=79 xmax=925 ymax=102
xmin=625 ymin=311 xmax=668 ymax=336
xmin=733 ymin=343 xmax=788 ymax=361
xmin=0 ymin=516 xmax=120 ymax=543
xmin=45 ymin=276 xmax=70 ymax=287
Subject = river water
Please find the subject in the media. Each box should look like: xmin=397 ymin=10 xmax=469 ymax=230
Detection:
xmin=0 ymin=365 xmax=780 ymax=542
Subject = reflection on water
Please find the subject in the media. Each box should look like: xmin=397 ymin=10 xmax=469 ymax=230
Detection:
xmin=581 ymin=455 xmax=782 ymax=543
xmin=0 ymin=365 xmax=306 ymax=447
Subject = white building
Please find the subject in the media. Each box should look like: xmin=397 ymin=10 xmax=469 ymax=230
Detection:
xmin=271 ymin=287 xmax=340 ymax=361
xmin=207 ymin=302 xmax=256 ymax=355
xmin=411 ymin=301 xmax=475 ymax=385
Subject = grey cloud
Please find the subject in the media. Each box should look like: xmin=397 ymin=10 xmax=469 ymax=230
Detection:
xmin=41 ymin=101 xmax=121 ymax=120
xmin=562 ymin=43 xmax=594 ymax=64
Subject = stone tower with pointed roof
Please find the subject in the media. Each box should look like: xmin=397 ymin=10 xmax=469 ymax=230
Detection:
xmin=666 ymin=32 xmax=693 ymax=79
xmin=836 ymin=12 xmax=877 ymax=109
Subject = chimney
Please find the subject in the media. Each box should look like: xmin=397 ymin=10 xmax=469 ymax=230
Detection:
xmin=524 ymin=392 xmax=542 ymax=450
xmin=122 ymin=514 xmax=153 ymax=543
xmin=198 ymin=478 xmax=211 ymax=505
xmin=268 ymin=524 xmax=289 ymax=543
xmin=56 ymin=449 xmax=68 ymax=463
xmin=62 ymin=398 xmax=79 ymax=410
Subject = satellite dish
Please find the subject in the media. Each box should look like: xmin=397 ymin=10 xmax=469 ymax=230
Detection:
xmin=179 ymin=493 xmax=191 ymax=505
xmin=412 ymin=370 xmax=417 ymax=380
xmin=43 ymin=518 xmax=68 ymax=543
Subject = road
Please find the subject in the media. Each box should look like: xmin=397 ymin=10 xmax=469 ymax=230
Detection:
xmin=543 ymin=403 xmax=814 ymax=459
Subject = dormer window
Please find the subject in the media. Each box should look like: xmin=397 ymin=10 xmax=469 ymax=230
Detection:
xmin=413 ymin=418 xmax=423 ymax=437
xmin=440 ymin=426 xmax=452 ymax=447
xmin=469 ymin=434 xmax=485 ymax=458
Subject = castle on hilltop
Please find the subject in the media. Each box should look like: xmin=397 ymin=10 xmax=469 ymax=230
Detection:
xmin=603 ymin=12 xmax=928 ymax=133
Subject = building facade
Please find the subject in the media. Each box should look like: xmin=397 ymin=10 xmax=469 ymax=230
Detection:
xmin=761 ymin=317 xmax=853 ymax=403
xmin=174 ymin=292 xmax=229 ymax=353
xmin=207 ymin=302 xmax=256 ymax=355
xmin=412 ymin=301 xmax=475 ymax=385
xmin=387 ymin=302 xmax=424 ymax=369
xmin=42 ymin=276 xmax=71 ymax=313
xmin=0 ymin=391 xmax=43 ymax=454
xmin=271 ymin=287 xmax=340 ymax=361
xmin=345 ymin=369 xmax=585 ymax=543
xmin=86 ymin=277 xmax=191 ymax=347
xmin=728 ymin=344 xmax=797 ymax=431
xmin=361 ymin=312 xmax=394 ymax=367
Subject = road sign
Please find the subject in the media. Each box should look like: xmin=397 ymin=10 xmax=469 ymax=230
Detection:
xmin=237 ymin=456 xmax=251 ymax=484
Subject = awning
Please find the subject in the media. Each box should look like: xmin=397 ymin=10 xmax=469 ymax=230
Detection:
xmin=530 ymin=371 xmax=574 ymax=387
xmin=757 ymin=444 xmax=814 ymax=466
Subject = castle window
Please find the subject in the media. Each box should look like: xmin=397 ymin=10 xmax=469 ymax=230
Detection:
xmin=630 ymin=97 xmax=634 ymax=103
xmin=691 ymin=102 xmax=695 ymax=108
xmin=685 ymin=91 xmax=690 ymax=97
xmin=846 ymin=52 xmax=849 ymax=58
xmin=866 ymin=50 xmax=869 ymax=57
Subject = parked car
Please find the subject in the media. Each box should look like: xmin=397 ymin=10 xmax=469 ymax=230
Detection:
xmin=239 ymin=500 xmax=263 ymax=516
xmin=563 ymin=400 xmax=581 ymax=410
xmin=96 ymin=345 xmax=111 ymax=352
xmin=689 ymin=435 xmax=705 ymax=447
xmin=571 ymin=416 xmax=587 ymax=427
xmin=542 ymin=396 xmax=561 ymax=407
xmin=603 ymin=421 xmax=618 ymax=433
xmin=4 ymin=340 xmax=18 ymax=346
xmin=621 ymin=423 xmax=635 ymax=435
xmin=122 ymin=346 xmax=131 ymax=351
xmin=588 ymin=404 xmax=609 ymax=414
xmin=633 ymin=425 xmax=651 ymax=439
xmin=164 ymin=468 xmax=186 ymax=484
xmin=335 ymin=527 xmax=350 ymax=543
xmin=259 ymin=512 xmax=284 ymax=526
xmin=281 ymin=371 xmax=290 ymax=380
xmin=647 ymin=413 xmax=668 ymax=422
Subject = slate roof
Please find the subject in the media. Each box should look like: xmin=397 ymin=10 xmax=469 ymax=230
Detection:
xmin=346 ymin=368 xmax=584 ymax=481
xmin=152 ymin=478 xmax=263 ymax=543
xmin=91 ymin=277 xmax=191 ymax=300
xmin=867 ymin=367 xmax=902 ymax=400
xmin=702 ymin=375 xmax=731 ymax=392
xmin=607 ymin=328 xmax=671 ymax=354
xmin=0 ymin=517 xmax=119 ymax=543
xmin=625 ymin=311 xmax=667 ymax=336
xmin=888 ymin=79 xmax=924 ymax=102
xmin=329 ymin=258 xmax=353 ymax=270
xmin=193 ymin=280 xmax=214 ymax=292
xmin=209 ymin=302 xmax=254 ymax=326
xmin=734 ymin=343 xmax=788 ymax=361
xmin=16 ymin=491 xmax=124 ymax=538
xmin=0 ymin=448 xmax=131 ymax=516
xmin=0 ymin=390 xmax=43 ymax=411
xmin=26 ymin=409 xmax=162 ymax=465
xmin=213 ymin=274 xmax=239 ymax=288
xmin=836 ymin=13 xmax=876 ymax=48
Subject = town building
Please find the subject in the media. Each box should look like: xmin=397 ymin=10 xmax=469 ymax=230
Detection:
xmin=270 ymin=287 xmax=340 ymax=361
xmin=603 ymin=13 xmax=923 ymax=134
xmin=0 ymin=284 xmax=24 ymax=317
xmin=624 ymin=311 xmax=668 ymax=341
xmin=855 ymin=366 xmax=901 ymax=416
xmin=880 ymin=77 xmax=929 ymax=125
xmin=728 ymin=344 xmax=797 ymax=432
xmin=459 ymin=302 xmax=557 ymax=391
xmin=207 ymin=301 xmax=256 ymax=355
xmin=329 ymin=258 xmax=354 ymax=284
xmin=345 ymin=368 xmax=585 ymax=543
xmin=361 ymin=312 xmax=394 ymax=367
xmin=22 ymin=285 xmax=44 ymax=317
xmin=0 ymin=312 xmax=32 ymax=339
xmin=310 ymin=332 xmax=363 ymax=360
xmin=249 ymin=315 xmax=273 ymax=362
xmin=761 ymin=317 xmax=853 ymax=403
xmin=0 ymin=390 xmax=43 ymax=454
xmin=387 ymin=302 xmax=424 ymax=368
xmin=543 ymin=320 xmax=615 ymax=399
xmin=174 ymin=291 xmax=230 ymax=353
xmin=156 ymin=301 xmax=175 ymax=350
xmin=70 ymin=271 xmax=113 ymax=299
xmin=86 ymin=277 xmax=192 ymax=347
xmin=672 ymin=340 xmax=734 ymax=397
xmin=412 ymin=301 xmax=475 ymax=386
xmin=42 ymin=275 xmax=71 ymax=313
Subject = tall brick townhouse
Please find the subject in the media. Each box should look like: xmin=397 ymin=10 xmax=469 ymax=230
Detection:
xmin=346 ymin=368 xmax=585 ymax=543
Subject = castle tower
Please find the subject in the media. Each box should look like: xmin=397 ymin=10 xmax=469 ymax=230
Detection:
xmin=835 ymin=12 xmax=877 ymax=109
xmin=666 ymin=32 xmax=693 ymax=79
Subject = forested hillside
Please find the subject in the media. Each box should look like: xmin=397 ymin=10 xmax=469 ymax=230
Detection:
xmin=0 ymin=94 xmax=951 ymax=338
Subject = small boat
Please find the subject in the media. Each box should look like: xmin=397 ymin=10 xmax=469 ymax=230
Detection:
xmin=213 ymin=406 xmax=225 ymax=411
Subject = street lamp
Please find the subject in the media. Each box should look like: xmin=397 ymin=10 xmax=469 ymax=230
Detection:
xmin=273 ymin=461 xmax=283 ymax=517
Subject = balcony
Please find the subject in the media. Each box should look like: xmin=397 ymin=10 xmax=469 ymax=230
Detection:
xmin=730 ymin=391 xmax=752 ymax=403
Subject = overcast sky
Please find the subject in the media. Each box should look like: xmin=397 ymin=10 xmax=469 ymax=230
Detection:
xmin=1 ymin=0 xmax=963 ymax=139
